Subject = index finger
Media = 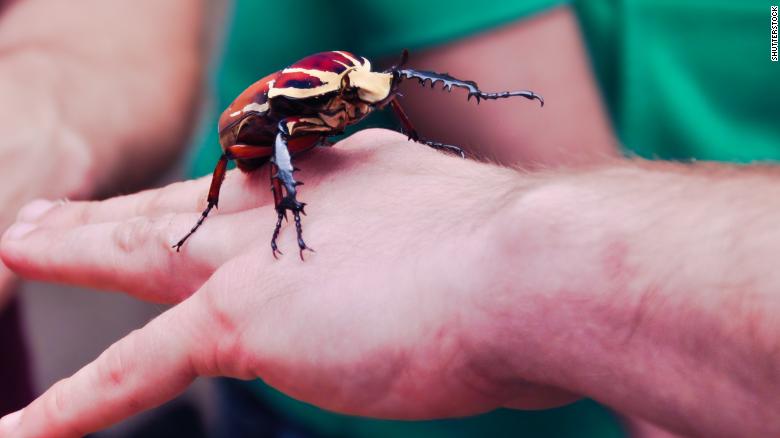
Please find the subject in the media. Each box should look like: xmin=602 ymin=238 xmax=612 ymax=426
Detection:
xmin=28 ymin=168 xmax=272 ymax=230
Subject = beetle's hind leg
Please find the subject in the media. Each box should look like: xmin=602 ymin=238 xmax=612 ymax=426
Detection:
xmin=388 ymin=98 xmax=465 ymax=158
xmin=270 ymin=123 xmax=314 ymax=260
xmin=174 ymin=144 xmax=274 ymax=252
xmin=173 ymin=154 xmax=229 ymax=252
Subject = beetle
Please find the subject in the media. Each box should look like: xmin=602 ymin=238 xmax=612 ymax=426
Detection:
xmin=173 ymin=50 xmax=543 ymax=259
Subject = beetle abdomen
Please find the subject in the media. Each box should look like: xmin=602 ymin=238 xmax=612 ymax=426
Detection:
xmin=218 ymin=71 xmax=278 ymax=133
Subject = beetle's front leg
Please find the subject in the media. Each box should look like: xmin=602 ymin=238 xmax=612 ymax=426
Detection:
xmin=389 ymin=98 xmax=465 ymax=158
xmin=397 ymin=68 xmax=544 ymax=106
xmin=271 ymin=120 xmax=314 ymax=259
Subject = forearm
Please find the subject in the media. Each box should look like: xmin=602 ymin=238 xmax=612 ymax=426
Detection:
xmin=0 ymin=0 xmax=205 ymax=194
xmin=401 ymin=7 xmax=618 ymax=167
xmin=495 ymin=161 xmax=780 ymax=436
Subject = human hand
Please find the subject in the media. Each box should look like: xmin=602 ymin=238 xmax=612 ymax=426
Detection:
xmin=0 ymin=0 xmax=203 ymax=308
xmin=0 ymin=129 xmax=580 ymax=436
xmin=0 ymin=55 xmax=95 ymax=308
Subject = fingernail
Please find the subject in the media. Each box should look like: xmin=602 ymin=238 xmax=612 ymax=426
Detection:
xmin=17 ymin=199 xmax=56 ymax=222
xmin=4 ymin=223 xmax=37 ymax=240
xmin=0 ymin=410 xmax=22 ymax=434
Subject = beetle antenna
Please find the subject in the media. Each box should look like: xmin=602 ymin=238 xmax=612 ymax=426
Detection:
xmin=340 ymin=70 xmax=353 ymax=94
xmin=389 ymin=49 xmax=409 ymax=73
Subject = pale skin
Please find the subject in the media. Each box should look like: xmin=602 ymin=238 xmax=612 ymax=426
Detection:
xmin=396 ymin=7 xmax=617 ymax=167
xmin=0 ymin=0 xmax=203 ymax=306
xmin=0 ymin=130 xmax=779 ymax=438
xmin=2 ymin=2 xmax=760 ymax=438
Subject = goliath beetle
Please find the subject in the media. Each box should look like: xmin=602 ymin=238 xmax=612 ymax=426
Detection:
xmin=173 ymin=50 xmax=543 ymax=259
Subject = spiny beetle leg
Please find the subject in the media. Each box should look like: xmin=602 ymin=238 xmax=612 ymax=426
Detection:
xmin=269 ymin=122 xmax=314 ymax=258
xmin=273 ymin=196 xmax=313 ymax=260
xmin=397 ymin=68 xmax=543 ymax=106
xmin=293 ymin=210 xmax=314 ymax=260
xmin=467 ymin=89 xmax=544 ymax=106
xmin=389 ymin=98 xmax=466 ymax=158
xmin=271 ymin=210 xmax=285 ymax=259
xmin=419 ymin=140 xmax=465 ymax=158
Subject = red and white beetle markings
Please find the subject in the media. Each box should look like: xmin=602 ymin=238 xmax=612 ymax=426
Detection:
xmin=228 ymin=101 xmax=269 ymax=118
xmin=173 ymin=50 xmax=543 ymax=259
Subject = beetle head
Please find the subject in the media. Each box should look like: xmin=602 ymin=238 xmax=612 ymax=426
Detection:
xmin=331 ymin=50 xmax=411 ymax=109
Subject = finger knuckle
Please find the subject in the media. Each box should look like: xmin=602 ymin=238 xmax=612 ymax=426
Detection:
xmin=72 ymin=202 xmax=95 ymax=225
xmin=113 ymin=215 xmax=175 ymax=254
xmin=48 ymin=382 xmax=68 ymax=420
xmin=194 ymin=275 xmax=252 ymax=376
xmin=113 ymin=217 xmax=153 ymax=253
xmin=144 ymin=188 xmax=171 ymax=215
xmin=44 ymin=381 xmax=86 ymax=437
xmin=97 ymin=341 xmax=131 ymax=389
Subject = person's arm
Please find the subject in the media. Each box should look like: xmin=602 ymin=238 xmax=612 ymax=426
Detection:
xmin=0 ymin=130 xmax=777 ymax=436
xmin=397 ymin=6 xmax=618 ymax=167
xmin=0 ymin=0 xmax=205 ymax=305
xmin=495 ymin=159 xmax=780 ymax=437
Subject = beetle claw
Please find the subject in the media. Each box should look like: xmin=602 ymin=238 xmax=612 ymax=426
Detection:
xmin=299 ymin=245 xmax=315 ymax=261
xmin=298 ymin=236 xmax=314 ymax=250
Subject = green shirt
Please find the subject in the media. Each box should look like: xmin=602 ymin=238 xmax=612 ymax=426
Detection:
xmin=190 ymin=1 xmax=779 ymax=436
xmin=575 ymin=0 xmax=780 ymax=162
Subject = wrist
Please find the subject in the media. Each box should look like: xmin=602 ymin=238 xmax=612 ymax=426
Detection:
xmin=444 ymin=171 xmax=601 ymax=407
xmin=469 ymin=175 xmax=619 ymax=388
xmin=484 ymin=164 xmax=780 ymax=435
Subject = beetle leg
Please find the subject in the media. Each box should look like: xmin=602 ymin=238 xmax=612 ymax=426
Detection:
xmin=172 ymin=154 xmax=229 ymax=252
xmin=315 ymin=137 xmax=335 ymax=148
xmin=389 ymin=98 xmax=466 ymax=158
xmin=396 ymin=69 xmax=543 ymax=106
xmin=173 ymin=144 xmax=272 ymax=252
xmin=269 ymin=162 xmax=286 ymax=258
xmin=271 ymin=120 xmax=314 ymax=259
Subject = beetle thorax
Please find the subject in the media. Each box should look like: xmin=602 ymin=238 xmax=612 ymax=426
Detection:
xmin=268 ymin=51 xmax=393 ymax=105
